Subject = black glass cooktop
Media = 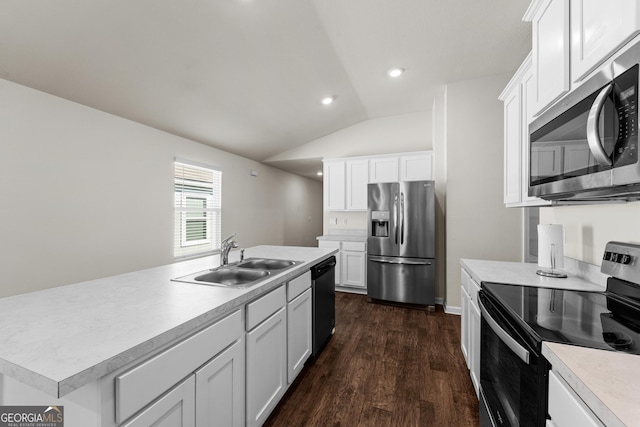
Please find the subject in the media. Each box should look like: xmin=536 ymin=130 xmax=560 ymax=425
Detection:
xmin=482 ymin=281 xmax=640 ymax=355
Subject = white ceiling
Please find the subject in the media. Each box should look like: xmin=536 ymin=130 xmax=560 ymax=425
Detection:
xmin=0 ymin=0 xmax=531 ymax=177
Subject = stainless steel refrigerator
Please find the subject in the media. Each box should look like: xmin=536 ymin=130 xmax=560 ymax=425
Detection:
xmin=367 ymin=180 xmax=435 ymax=306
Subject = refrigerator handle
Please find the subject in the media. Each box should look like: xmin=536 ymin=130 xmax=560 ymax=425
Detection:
xmin=394 ymin=192 xmax=399 ymax=244
xmin=400 ymin=192 xmax=405 ymax=245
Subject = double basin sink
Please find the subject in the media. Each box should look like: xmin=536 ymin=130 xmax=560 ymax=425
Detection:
xmin=172 ymin=258 xmax=300 ymax=288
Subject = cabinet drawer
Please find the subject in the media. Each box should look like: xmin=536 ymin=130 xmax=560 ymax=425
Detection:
xmin=548 ymin=370 xmax=603 ymax=427
xmin=287 ymin=271 xmax=311 ymax=302
xmin=342 ymin=241 xmax=365 ymax=252
xmin=116 ymin=310 xmax=242 ymax=424
xmin=246 ymin=285 xmax=286 ymax=331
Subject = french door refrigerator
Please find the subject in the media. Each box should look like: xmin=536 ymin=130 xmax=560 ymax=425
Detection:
xmin=367 ymin=180 xmax=435 ymax=306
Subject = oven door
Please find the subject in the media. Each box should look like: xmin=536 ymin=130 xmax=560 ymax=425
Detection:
xmin=479 ymin=292 xmax=547 ymax=427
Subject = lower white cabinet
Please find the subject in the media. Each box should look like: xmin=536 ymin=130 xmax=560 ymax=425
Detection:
xmin=548 ymin=370 xmax=603 ymax=427
xmin=246 ymin=306 xmax=287 ymax=427
xmin=460 ymin=283 xmax=470 ymax=368
xmin=287 ymin=288 xmax=312 ymax=383
xmin=195 ymin=339 xmax=244 ymax=427
xmin=318 ymin=240 xmax=366 ymax=291
xmin=122 ymin=376 xmax=195 ymax=427
xmin=460 ymin=267 xmax=481 ymax=399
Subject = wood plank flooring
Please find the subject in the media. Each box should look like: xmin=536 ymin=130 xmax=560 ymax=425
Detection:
xmin=264 ymin=292 xmax=480 ymax=427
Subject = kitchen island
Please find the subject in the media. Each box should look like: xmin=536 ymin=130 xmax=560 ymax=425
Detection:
xmin=0 ymin=245 xmax=336 ymax=426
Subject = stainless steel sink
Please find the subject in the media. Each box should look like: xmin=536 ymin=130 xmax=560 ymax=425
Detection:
xmin=236 ymin=258 xmax=298 ymax=270
xmin=194 ymin=268 xmax=269 ymax=286
xmin=172 ymin=257 xmax=300 ymax=288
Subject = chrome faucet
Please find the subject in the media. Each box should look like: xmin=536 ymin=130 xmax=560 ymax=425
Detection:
xmin=220 ymin=233 xmax=239 ymax=266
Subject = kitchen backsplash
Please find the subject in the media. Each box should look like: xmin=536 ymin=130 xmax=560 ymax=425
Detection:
xmin=324 ymin=211 xmax=367 ymax=233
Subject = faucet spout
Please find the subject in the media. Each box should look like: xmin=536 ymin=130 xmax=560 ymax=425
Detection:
xmin=220 ymin=233 xmax=239 ymax=266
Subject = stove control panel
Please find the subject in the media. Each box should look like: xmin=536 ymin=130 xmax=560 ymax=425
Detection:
xmin=602 ymin=242 xmax=640 ymax=284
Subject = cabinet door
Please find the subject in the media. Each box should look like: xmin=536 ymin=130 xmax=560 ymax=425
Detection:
xmin=369 ymin=157 xmax=399 ymax=183
xmin=571 ymin=0 xmax=640 ymax=82
xmin=548 ymin=370 xmax=604 ymax=427
xmin=195 ymin=339 xmax=244 ymax=427
xmin=460 ymin=286 xmax=470 ymax=369
xmin=122 ymin=376 xmax=195 ymax=427
xmin=341 ymin=250 xmax=366 ymax=288
xmin=503 ymin=82 xmax=522 ymax=205
xmin=470 ymin=301 xmax=481 ymax=399
xmin=246 ymin=307 xmax=287 ymax=427
xmin=399 ymin=153 xmax=433 ymax=181
xmin=324 ymin=161 xmax=346 ymax=210
xmin=318 ymin=241 xmax=341 ymax=286
xmin=345 ymin=159 xmax=369 ymax=210
xmin=287 ymin=288 xmax=312 ymax=383
xmin=532 ymin=0 xmax=570 ymax=114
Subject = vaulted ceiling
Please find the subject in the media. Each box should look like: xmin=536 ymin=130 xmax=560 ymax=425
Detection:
xmin=0 ymin=0 xmax=531 ymax=176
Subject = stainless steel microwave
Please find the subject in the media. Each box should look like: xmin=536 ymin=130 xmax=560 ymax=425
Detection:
xmin=529 ymin=42 xmax=640 ymax=202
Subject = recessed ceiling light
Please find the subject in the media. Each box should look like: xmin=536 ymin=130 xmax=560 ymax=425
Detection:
xmin=388 ymin=67 xmax=405 ymax=78
xmin=317 ymin=171 xmax=323 ymax=176
xmin=321 ymin=96 xmax=335 ymax=105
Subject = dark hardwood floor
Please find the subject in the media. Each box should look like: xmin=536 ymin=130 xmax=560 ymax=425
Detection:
xmin=264 ymin=292 xmax=480 ymax=427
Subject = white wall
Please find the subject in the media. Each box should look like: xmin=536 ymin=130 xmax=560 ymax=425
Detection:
xmin=444 ymin=74 xmax=522 ymax=309
xmin=0 ymin=78 xmax=322 ymax=297
xmin=540 ymin=203 xmax=640 ymax=265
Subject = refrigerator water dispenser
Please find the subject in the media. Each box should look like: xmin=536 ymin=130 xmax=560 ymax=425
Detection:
xmin=371 ymin=211 xmax=390 ymax=237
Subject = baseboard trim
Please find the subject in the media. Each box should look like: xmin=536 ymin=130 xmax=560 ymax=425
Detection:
xmin=444 ymin=304 xmax=462 ymax=315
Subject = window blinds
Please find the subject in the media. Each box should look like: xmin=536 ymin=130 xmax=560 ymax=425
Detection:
xmin=174 ymin=160 xmax=222 ymax=259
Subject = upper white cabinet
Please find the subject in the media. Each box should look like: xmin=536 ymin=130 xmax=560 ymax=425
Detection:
xmin=400 ymin=152 xmax=433 ymax=182
xmin=571 ymin=0 xmax=640 ymax=82
xmin=499 ymin=53 xmax=551 ymax=207
xmin=527 ymin=0 xmax=571 ymax=116
xmin=324 ymin=151 xmax=433 ymax=212
xmin=369 ymin=156 xmax=399 ymax=183
xmin=502 ymin=74 xmax=523 ymax=205
xmin=324 ymin=161 xmax=346 ymax=211
xmin=345 ymin=159 xmax=369 ymax=210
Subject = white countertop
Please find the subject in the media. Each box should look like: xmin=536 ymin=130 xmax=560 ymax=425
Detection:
xmin=0 ymin=245 xmax=336 ymax=398
xmin=543 ymin=342 xmax=640 ymax=427
xmin=460 ymin=258 xmax=605 ymax=291
xmin=316 ymin=229 xmax=367 ymax=242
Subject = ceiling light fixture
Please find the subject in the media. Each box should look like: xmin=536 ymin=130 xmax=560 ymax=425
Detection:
xmin=388 ymin=67 xmax=405 ymax=78
xmin=321 ymin=96 xmax=335 ymax=105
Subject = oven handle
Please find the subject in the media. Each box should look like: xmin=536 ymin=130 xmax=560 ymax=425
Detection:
xmin=586 ymin=83 xmax=614 ymax=167
xmin=479 ymin=298 xmax=531 ymax=364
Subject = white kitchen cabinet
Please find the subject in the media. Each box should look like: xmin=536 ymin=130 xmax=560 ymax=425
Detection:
xmin=341 ymin=245 xmax=366 ymax=289
xmin=318 ymin=240 xmax=366 ymax=292
xmin=399 ymin=152 xmax=433 ymax=182
xmin=194 ymin=339 xmax=244 ymax=427
xmin=548 ymin=370 xmax=604 ymax=427
xmin=369 ymin=156 xmax=399 ymax=183
xmin=345 ymin=159 xmax=369 ymax=210
xmin=469 ymin=284 xmax=481 ymax=399
xmin=460 ymin=270 xmax=471 ymax=369
xmin=122 ymin=376 xmax=195 ymax=427
xmin=527 ymin=0 xmax=571 ymax=115
xmin=460 ymin=267 xmax=480 ymax=399
xmin=324 ymin=160 xmax=346 ymax=210
xmin=287 ymin=288 xmax=312 ymax=383
xmin=500 ymin=53 xmax=551 ymax=207
xmin=571 ymin=0 xmax=640 ymax=82
xmin=246 ymin=305 xmax=287 ymax=427
xmin=503 ymin=77 xmax=522 ymax=205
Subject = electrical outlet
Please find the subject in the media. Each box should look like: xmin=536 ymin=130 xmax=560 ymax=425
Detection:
xmin=329 ymin=217 xmax=337 ymax=225
xmin=342 ymin=218 xmax=348 ymax=225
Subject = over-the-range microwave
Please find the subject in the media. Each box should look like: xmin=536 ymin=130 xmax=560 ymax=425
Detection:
xmin=529 ymin=41 xmax=640 ymax=202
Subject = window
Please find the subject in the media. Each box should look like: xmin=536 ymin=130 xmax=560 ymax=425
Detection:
xmin=174 ymin=160 xmax=222 ymax=259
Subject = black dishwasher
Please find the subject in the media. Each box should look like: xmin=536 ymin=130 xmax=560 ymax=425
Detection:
xmin=311 ymin=256 xmax=336 ymax=356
